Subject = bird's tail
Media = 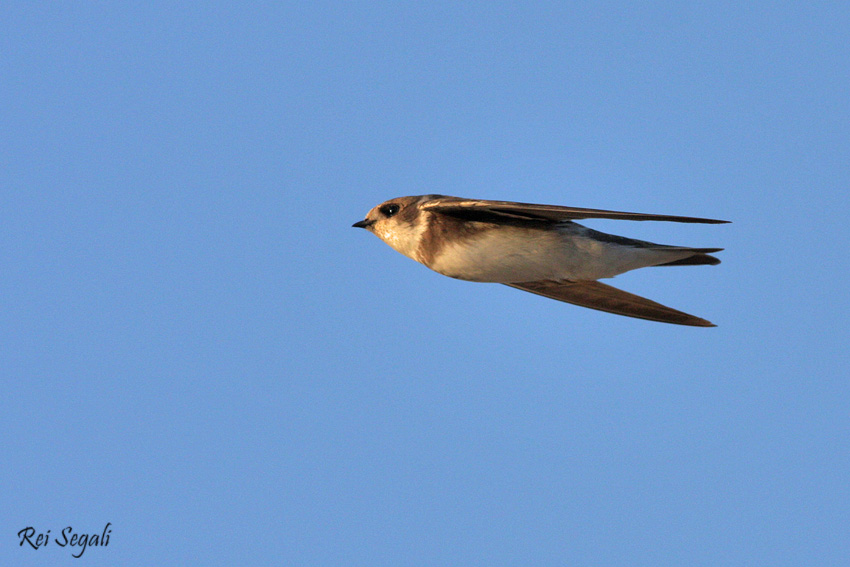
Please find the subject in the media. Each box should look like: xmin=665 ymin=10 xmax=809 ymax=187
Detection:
xmin=652 ymin=248 xmax=722 ymax=267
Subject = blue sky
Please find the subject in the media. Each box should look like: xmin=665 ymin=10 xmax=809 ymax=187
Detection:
xmin=2 ymin=2 xmax=848 ymax=565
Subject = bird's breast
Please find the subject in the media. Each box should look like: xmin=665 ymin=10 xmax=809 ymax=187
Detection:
xmin=423 ymin=227 xmax=595 ymax=282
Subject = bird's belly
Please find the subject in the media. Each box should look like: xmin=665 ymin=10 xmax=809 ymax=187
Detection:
xmin=425 ymin=228 xmax=619 ymax=283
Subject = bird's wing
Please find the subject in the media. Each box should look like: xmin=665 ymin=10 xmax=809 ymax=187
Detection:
xmin=422 ymin=197 xmax=729 ymax=224
xmin=504 ymin=280 xmax=716 ymax=327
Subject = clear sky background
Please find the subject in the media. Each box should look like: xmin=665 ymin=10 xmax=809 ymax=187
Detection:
xmin=2 ymin=3 xmax=848 ymax=566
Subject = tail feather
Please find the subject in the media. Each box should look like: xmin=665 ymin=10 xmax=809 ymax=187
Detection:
xmin=652 ymin=247 xmax=723 ymax=267
xmin=656 ymin=253 xmax=721 ymax=267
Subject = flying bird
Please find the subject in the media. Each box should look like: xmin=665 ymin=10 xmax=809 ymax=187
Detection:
xmin=353 ymin=195 xmax=728 ymax=327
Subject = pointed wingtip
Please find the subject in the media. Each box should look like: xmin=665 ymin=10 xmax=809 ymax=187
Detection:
xmin=505 ymin=280 xmax=720 ymax=327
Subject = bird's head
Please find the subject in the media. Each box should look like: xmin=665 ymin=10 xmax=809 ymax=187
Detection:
xmin=352 ymin=195 xmax=441 ymax=259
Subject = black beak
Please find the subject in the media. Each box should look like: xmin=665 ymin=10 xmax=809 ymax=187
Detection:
xmin=352 ymin=219 xmax=374 ymax=229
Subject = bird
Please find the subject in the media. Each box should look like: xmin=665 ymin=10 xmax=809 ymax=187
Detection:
xmin=352 ymin=195 xmax=729 ymax=327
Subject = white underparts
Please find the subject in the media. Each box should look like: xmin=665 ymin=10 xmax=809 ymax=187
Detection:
xmin=427 ymin=225 xmax=696 ymax=282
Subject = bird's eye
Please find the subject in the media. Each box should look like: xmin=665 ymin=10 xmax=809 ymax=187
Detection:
xmin=380 ymin=204 xmax=400 ymax=217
